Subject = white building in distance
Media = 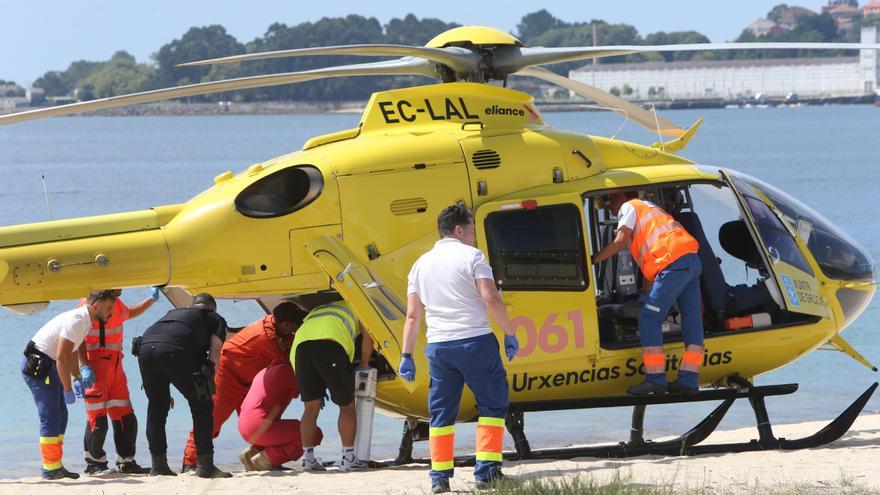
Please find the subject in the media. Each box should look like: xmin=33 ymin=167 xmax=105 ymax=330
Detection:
xmin=569 ymin=27 xmax=879 ymax=100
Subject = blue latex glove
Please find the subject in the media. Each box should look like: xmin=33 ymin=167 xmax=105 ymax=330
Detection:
xmin=63 ymin=389 xmax=76 ymax=405
xmin=73 ymin=379 xmax=85 ymax=399
xmin=398 ymin=355 xmax=416 ymax=382
xmin=80 ymin=365 xmax=95 ymax=388
xmin=504 ymin=335 xmax=520 ymax=361
xmin=149 ymin=286 xmax=161 ymax=301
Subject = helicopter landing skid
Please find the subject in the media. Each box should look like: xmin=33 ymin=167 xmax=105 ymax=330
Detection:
xmin=378 ymin=381 xmax=876 ymax=468
xmin=503 ymin=381 xmax=877 ymax=460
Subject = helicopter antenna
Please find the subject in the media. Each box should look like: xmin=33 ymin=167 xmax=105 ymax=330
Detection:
xmin=651 ymin=104 xmax=665 ymax=150
xmin=41 ymin=174 xmax=54 ymax=220
xmin=577 ymin=104 xmax=630 ymax=139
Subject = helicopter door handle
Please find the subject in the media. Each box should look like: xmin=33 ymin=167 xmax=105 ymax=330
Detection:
xmin=336 ymin=262 xmax=353 ymax=282
xmin=767 ymin=246 xmax=781 ymax=264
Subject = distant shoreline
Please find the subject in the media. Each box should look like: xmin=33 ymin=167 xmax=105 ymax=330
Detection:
xmin=2 ymin=94 xmax=877 ymax=118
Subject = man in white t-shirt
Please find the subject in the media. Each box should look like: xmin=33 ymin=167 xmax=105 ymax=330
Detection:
xmin=398 ymin=203 xmax=519 ymax=494
xmin=21 ymin=290 xmax=116 ymax=480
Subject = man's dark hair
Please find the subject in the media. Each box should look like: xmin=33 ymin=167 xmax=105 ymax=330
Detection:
xmin=437 ymin=202 xmax=474 ymax=238
xmin=273 ymin=301 xmax=308 ymax=326
xmin=192 ymin=293 xmax=217 ymax=311
xmin=87 ymin=290 xmax=117 ymax=304
xmin=624 ymin=191 xmax=639 ymax=199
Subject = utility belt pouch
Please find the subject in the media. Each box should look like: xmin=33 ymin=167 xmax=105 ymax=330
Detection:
xmin=130 ymin=336 xmax=142 ymax=357
xmin=22 ymin=340 xmax=52 ymax=380
xmin=192 ymin=363 xmax=215 ymax=402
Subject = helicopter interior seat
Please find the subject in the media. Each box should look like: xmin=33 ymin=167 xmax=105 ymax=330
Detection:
xmin=675 ymin=211 xmax=772 ymax=329
xmin=718 ymin=220 xmax=776 ymax=314
xmin=675 ymin=212 xmax=775 ymax=330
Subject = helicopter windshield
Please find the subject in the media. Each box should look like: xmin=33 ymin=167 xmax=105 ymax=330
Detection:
xmin=729 ymin=171 xmax=875 ymax=282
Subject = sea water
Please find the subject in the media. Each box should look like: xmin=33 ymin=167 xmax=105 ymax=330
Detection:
xmin=0 ymin=106 xmax=877 ymax=478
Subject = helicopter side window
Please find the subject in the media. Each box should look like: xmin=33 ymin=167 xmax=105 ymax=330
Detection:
xmin=484 ymin=204 xmax=587 ymax=291
xmin=235 ymin=165 xmax=323 ymax=218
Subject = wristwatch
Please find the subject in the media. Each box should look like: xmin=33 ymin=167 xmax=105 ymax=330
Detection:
xmin=401 ymin=353 xmax=412 ymax=359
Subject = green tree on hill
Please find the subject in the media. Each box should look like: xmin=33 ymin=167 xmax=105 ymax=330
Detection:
xmin=516 ymin=9 xmax=568 ymax=44
xmin=767 ymin=4 xmax=791 ymax=23
xmin=153 ymin=25 xmax=245 ymax=88
xmin=642 ymin=31 xmax=714 ymax=61
xmin=385 ymin=14 xmax=459 ymax=45
xmin=77 ymin=51 xmax=155 ymax=100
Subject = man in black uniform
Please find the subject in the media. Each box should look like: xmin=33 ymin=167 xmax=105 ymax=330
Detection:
xmin=136 ymin=293 xmax=232 ymax=478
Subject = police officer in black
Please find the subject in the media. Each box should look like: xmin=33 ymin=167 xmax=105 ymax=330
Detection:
xmin=136 ymin=293 xmax=232 ymax=478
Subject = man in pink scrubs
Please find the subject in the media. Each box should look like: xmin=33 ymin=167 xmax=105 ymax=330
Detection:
xmin=237 ymin=362 xmax=323 ymax=470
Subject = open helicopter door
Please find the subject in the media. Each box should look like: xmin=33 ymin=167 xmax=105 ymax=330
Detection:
xmin=721 ymin=171 xmax=827 ymax=318
xmin=305 ymin=235 xmax=413 ymax=390
xmin=475 ymin=192 xmax=598 ymax=399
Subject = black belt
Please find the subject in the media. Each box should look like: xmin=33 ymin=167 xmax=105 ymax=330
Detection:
xmin=140 ymin=335 xmax=194 ymax=354
xmin=24 ymin=340 xmax=54 ymax=362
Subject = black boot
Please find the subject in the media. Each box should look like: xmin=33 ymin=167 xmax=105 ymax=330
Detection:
xmin=195 ymin=453 xmax=232 ymax=478
xmin=627 ymin=379 xmax=668 ymax=396
xmin=150 ymin=453 xmax=177 ymax=476
xmin=668 ymin=379 xmax=699 ymax=396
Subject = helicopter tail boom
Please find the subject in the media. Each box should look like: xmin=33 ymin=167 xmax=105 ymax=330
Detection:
xmin=0 ymin=206 xmax=179 ymax=306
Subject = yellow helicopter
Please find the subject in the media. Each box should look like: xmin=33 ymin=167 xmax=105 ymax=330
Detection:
xmin=1 ymin=26 xmax=878 ymax=462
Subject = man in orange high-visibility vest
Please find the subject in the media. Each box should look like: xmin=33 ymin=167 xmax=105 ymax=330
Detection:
xmin=593 ymin=191 xmax=704 ymax=396
xmin=78 ymin=288 xmax=159 ymax=474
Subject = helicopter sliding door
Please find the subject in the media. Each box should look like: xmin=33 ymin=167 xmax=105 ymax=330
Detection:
xmin=476 ymin=193 xmax=600 ymax=400
xmin=721 ymin=171 xmax=827 ymax=318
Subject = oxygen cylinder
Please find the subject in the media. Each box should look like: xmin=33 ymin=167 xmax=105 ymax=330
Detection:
xmin=353 ymin=367 xmax=378 ymax=462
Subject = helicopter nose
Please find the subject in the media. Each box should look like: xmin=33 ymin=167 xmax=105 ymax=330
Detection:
xmin=836 ymin=282 xmax=875 ymax=331
xmin=803 ymin=226 xmax=875 ymax=331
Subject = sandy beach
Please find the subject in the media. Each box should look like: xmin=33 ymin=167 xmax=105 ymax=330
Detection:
xmin=1 ymin=412 xmax=877 ymax=494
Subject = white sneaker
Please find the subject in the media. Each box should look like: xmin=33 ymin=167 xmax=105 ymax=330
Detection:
xmin=339 ymin=457 xmax=369 ymax=472
xmin=301 ymin=457 xmax=325 ymax=472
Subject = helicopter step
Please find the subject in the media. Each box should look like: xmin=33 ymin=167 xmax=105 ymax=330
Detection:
xmin=382 ymin=381 xmax=877 ymax=467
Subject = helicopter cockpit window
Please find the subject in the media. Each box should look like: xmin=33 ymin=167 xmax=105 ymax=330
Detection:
xmin=734 ymin=172 xmax=874 ymax=282
xmin=484 ymin=204 xmax=587 ymax=291
xmin=235 ymin=165 xmax=323 ymax=218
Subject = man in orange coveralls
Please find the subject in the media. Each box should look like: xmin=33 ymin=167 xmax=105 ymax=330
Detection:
xmin=238 ymin=362 xmax=322 ymax=470
xmin=81 ymin=287 xmax=160 ymax=475
xmin=181 ymin=302 xmax=307 ymax=472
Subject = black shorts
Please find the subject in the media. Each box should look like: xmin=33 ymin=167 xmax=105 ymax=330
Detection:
xmin=294 ymin=340 xmax=354 ymax=406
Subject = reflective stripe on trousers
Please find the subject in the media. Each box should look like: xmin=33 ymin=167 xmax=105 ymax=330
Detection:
xmin=39 ymin=436 xmax=63 ymax=470
xmin=475 ymin=417 xmax=505 ymax=462
xmin=84 ymin=399 xmax=133 ymax=411
xmin=429 ymin=425 xmax=455 ymax=471
xmin=680 ymin=344 xmax=704 ymax=373
xmin=641 ymin=346 xmax=666 ymax=375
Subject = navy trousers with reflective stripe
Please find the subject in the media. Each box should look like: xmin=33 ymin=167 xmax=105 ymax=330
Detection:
xmin=21 ymin=356 xmax=68 ymax=474
xmin=638 ymin=253 xmax=704 ymax=387
xmin=426 ymin=333 xmax=509 ymax=483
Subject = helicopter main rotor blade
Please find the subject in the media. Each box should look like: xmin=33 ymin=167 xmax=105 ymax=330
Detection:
xmin=177 ymin=44 xmax=481 ymax=74
xmin=517 ymin=66 xmax=685 ymax=137
xmin=497 ymin=42 xmax=880 ymax=72
xmin=0 ymin=58 xmax=435 ymax=125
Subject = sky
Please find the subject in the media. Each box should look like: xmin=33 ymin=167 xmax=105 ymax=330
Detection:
xmin=1 ymin=0 xmax=835 ymax=84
